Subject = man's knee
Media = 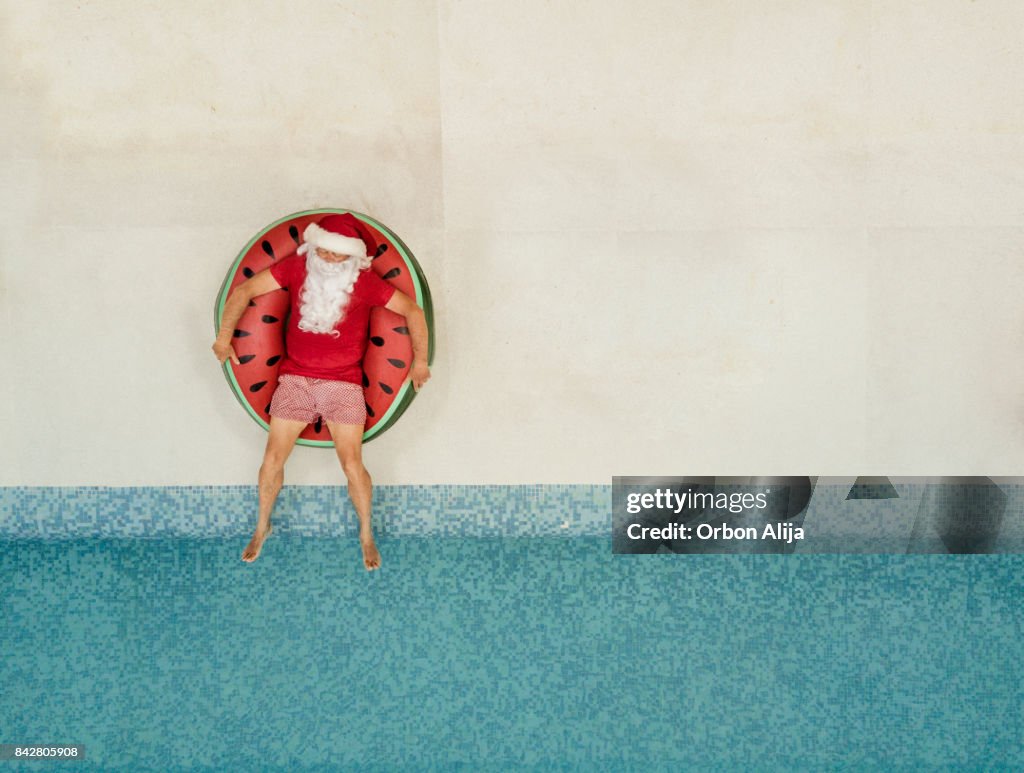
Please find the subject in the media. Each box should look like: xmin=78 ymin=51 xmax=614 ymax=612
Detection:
xmin=263 ymin=417 xmax=305 ymax=470
xmin=261 ymin=443 xmax=293 ymax=480
xmin=339 ymin=455 xmax=365 ymax=480
xmin=258 ymin=459 xmax=284 ymax=498
xmin=262 ymin=450 xmax=287 ymax=470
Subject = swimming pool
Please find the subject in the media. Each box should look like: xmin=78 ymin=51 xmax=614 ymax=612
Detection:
xmin=2 ymin=488 xmax=1022 ymax=770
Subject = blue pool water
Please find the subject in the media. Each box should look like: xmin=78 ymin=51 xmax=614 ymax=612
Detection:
xmin=2 ymin=535 xmax=1022 ymax=771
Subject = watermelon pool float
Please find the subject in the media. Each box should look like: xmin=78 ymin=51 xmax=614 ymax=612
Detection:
xmin=214 ymin=209 xmax=434 ymax=446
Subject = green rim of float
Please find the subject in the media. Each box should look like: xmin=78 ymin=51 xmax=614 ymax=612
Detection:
xmin=214 ymin=208 xmax=435 ymax=447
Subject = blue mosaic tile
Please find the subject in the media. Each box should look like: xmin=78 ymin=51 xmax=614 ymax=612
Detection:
xmin=2 ymin=482 xmax=1022 ymax=552
xmin=0 ymin=485 xmax=611 ymax=539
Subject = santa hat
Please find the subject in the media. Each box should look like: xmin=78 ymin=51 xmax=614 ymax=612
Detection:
xmin=297 ymin=213 xmax=376 ymax=259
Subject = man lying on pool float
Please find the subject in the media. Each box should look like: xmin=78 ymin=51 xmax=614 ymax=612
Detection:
xmin=212 ymin=213 xmax=430 ymax=570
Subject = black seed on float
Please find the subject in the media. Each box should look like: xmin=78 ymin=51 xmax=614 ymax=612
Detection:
xmin=382 ymin=268 xmax=401 ymax=280
xmin=373 ymin=244 xmax=388 ymax=259
xmin=261 ymin=240 xmax=275 ymax=259
xmin=265 ymin=404 xmax=271 ymax=414
xmin=243 ymin=267 xmax=254 ymax=278
xmin=393 ymin=326 xmax=409 ymax=334
xmin=379 ymin=382 xmax=394 ymax=395
xmin=250 ymin=381 xmax=267 ymax=393
xmin=266 ymin=355 xmax=281 ymax=366
xmin=289 ymin=225 xmax=300 ymax=244
xmin=233 ymin=329 xmax=251 ymax=338
xmin=261 ymin=315 xmax=279 ymax=323
xmin=362 ymin=373 xmax=369 ymax=388
xmin=387 ymin=358 xmax=406 ymax=368
xmin=366 ymin=402 xmax=375 ymax=418
xmin=238 ymin=354 xmax=256 ymax=364
xmin=314 ymin=417 xmax=322 ymax=433
xmin=370 ymin=336 xmax=384 ymax=346
xmin=248 ymin=300 xmax=256 ymax=307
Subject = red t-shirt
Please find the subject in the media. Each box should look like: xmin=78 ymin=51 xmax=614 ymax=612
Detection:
xmin=268 ymin=254 xmax=396 ymax=384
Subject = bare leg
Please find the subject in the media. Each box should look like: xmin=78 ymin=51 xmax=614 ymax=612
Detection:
xmin=326 ymin=420 xmax=380 ymax=570
xmin=242 ymin=416 xmax=307 ymax=563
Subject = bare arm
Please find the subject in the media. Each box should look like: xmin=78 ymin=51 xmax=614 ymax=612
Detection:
xmin=212 ymin=269 xmax=282 ymax=364
xmin=385 ymin=290 xmax=431 ymax=390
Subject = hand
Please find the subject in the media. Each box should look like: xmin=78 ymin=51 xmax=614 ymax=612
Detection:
xmin=212 ymin=339 xmax=240 ymax=365
xmin=409 ymin=360 xmax=431 ymax=392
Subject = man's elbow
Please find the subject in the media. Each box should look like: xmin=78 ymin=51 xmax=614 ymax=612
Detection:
xmin=227 ymin=289 xmax=246 ymax=306
xmin=396 ymin=297 xmax=424 ymax=318
xmin=230 ymin=283 xmax=256 ymax=304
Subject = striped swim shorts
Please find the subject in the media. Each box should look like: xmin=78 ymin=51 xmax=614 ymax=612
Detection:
xmin=268 ymin=374 xmax=367 ymax=426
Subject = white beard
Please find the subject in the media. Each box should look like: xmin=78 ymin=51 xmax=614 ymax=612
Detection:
xmin=297 ymin=252 xmax=364 ymax=337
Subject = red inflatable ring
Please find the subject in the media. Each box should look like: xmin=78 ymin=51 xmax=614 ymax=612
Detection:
xmin=215 ymin=209 xmax=435 ymax=446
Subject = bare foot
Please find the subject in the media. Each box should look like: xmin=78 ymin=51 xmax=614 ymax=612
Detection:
xmin=241 ymin=523 xmax=273 ymax=563
xmin=360 ymin=533 xmax=381 ymax=571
